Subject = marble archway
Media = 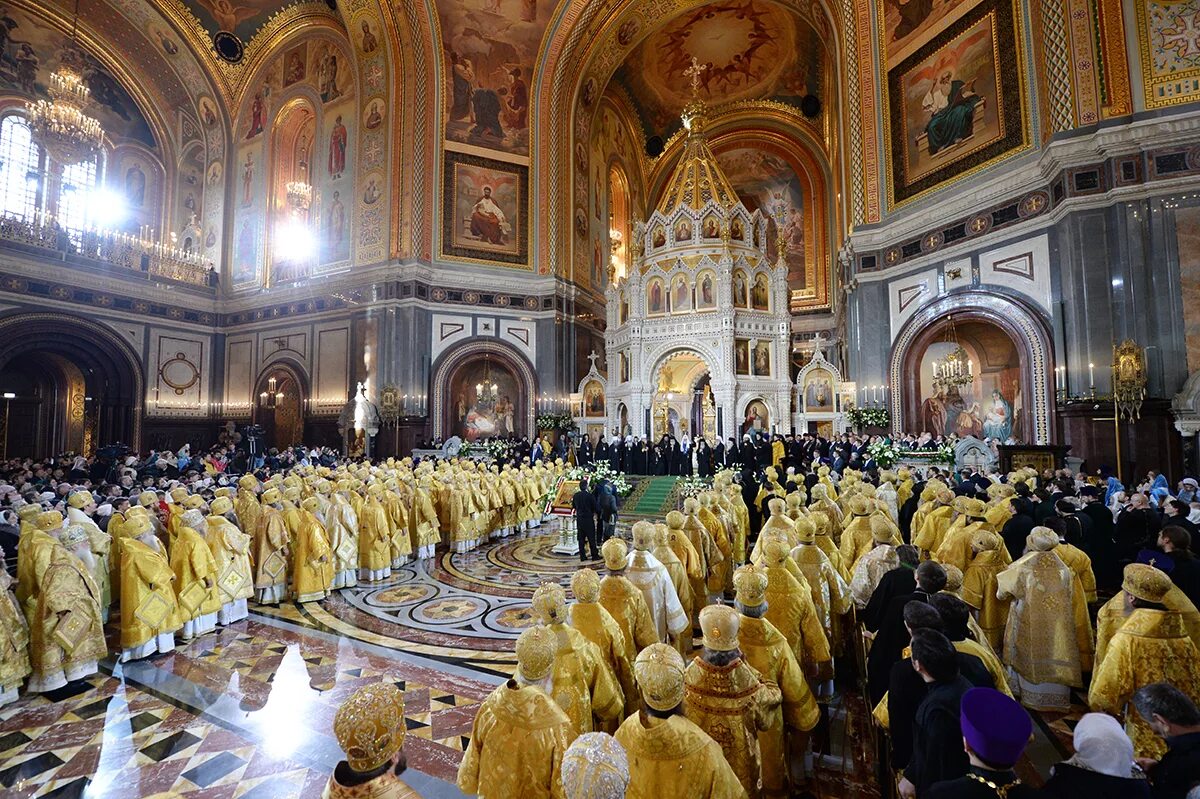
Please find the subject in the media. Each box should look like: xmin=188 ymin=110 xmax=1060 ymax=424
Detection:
xmin=889 ymin=291 xmax=1054 ymax=444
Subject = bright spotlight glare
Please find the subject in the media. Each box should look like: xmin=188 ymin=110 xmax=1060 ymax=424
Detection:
xmin=88 ymin=188 xmax=126 ymax=230
xmin=274 ymin=217 xmax=314 ymax=263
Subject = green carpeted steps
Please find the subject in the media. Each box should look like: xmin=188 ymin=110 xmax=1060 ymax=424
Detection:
xmin=623 ymin=476 xmax=680 ymax=516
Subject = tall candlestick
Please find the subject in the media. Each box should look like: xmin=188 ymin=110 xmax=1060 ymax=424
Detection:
xmin=1088 ymin=362 xmax=1095 ymax=390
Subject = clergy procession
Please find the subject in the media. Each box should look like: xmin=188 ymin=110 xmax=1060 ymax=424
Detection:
xmin=2 ymin=450 xmax=1200 ymax=798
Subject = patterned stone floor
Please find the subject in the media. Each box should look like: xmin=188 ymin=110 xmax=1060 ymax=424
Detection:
xmin=0 ymin=522 xmax=1084 ymax=798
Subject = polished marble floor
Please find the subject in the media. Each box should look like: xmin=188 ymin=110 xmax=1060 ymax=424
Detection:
xmin=0 ymin=524 xmax=1082 ymax=797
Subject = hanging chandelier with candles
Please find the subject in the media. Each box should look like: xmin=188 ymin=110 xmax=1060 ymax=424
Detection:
xmin=475 ymin=356 xmax=498 ymax=403
xmin=259 ymin=376 xmax=284 ymax=410
xmin=931 ymin=317 xmax=975 ymax=392
xmin=27 ymin=0 xmax=104 ymax=166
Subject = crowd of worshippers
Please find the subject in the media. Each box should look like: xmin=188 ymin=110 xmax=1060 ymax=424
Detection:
xmin=0 ymin=457 xmax=569 ymax=705
xmin=575 ymin=430 xmax=955 ymax=478
xmin=367 ymin=461 xmax=1198 ymax=799
xmin=3 ymin=450 xmax=1200 ymax=798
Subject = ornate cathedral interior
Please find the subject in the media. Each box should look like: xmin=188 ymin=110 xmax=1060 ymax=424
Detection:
xmin=1 ymin=0 xmax=1200 ymax=796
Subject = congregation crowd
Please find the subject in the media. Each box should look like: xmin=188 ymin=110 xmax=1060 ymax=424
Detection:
xmin=0 ymin=446 xmax=1199 ymax=798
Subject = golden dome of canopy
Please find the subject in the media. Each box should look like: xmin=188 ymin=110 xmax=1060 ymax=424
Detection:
xmin=654 ymin=99 xmax=741 ymax=217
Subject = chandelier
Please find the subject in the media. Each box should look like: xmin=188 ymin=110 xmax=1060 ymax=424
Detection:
xmin=931 ymin=317 xmax=975 ymax=391
xmin=285 ymin=180 xmax=313 ymax=211
xmin=475 ymin=357 xmax=498 ymax=403
xmin=27 ymin=1 xmax=104 ymax=166
xmin=259 ymin=376 xmax=284 ymax=410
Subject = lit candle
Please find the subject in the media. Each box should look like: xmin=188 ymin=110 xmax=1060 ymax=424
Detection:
xmin=1089 ymin=362 xmax=1095 ymax=387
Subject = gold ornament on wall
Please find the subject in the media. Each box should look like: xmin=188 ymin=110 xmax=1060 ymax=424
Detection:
xmin=1112 ymin=339 xmax=1147 ymax=422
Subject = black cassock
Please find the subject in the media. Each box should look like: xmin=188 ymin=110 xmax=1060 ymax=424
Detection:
xmin=577 ymin=440 xmax=592 ymax=467
xmin=655 ymin=446 xmax=669 ymax=475
xmin=625 ymin=443 xmax=637 ymax=474
xmin=695 ymin=445 xmax=712 ymax=477
xmin=713 ymin=443 xmax=725 ymax=470
xmin=633 ymin=444 xmax=648 ymax=475
xmin=595 ymin=441 xmax=609 ymax=467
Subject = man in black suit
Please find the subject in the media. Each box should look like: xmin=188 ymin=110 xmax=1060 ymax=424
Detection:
xmin=572 ymin=478 xmax=600 ymax=562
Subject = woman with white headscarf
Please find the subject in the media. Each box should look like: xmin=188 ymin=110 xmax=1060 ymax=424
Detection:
xmin=1044 ymin=712 xmax=1150 ymax=798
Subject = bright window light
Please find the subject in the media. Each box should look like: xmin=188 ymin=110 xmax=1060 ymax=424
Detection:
xmin=87 ymin=187 xmax=126 ymax=230
xmin=273 ymin=215 xmax=314 ymax=263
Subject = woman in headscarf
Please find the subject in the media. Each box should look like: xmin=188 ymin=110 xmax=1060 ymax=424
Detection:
xmin=1149 ymin=473 xmax=1171 ymax=508
xmin=1104 ymin=474 xmax=1125 ymax=508
xmin=1043 ymin=712 xmax=1150 ymax=798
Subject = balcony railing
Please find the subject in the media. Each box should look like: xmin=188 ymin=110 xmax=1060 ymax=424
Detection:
xmin=0 ymin=212 xmax=217 ymax=290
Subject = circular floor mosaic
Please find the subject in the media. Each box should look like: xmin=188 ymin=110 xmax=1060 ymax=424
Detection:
xmin=293 ymin=525 xmax=605 ymax=670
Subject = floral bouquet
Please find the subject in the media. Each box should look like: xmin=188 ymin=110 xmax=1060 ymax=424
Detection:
xmin=866 ymin=439 xmax=901 ymax=469
xmin=847 ymin=406 xmax=891 ymax=429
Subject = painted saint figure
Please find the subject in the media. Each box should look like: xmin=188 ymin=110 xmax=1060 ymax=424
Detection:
xmin=982 ymin=389 xmax=1013 ymax=441
xmin=328 ymin=116 xmax=348 ymax=179
xmin=469 ymin=186 xmax=508 ymax=245
xmin=921 ymin=70 xmax=982 ymax=155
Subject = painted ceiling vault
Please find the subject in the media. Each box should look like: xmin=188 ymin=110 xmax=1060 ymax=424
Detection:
xmin=611 ymin=0 xmax=828 ymax=141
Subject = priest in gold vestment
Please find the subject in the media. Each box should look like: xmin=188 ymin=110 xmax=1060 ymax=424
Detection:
xmin=652 ymin=522 xmax=694 ymax=657
xmin=733 ymin=566 xmax=819 ymax=798
xmin=1088 ymin=563 xmax=1200 ymax=759
xmin=960 ymin=530 xmax=1012 ymax=652
xmin=760 ymin=539 xmax=831 ymax=680
xmin=569 ymin=568 xmax=636 ymax=722
xmin=66 ymin=490 xmax=111 ymax=623
xmin=598 ymin=538 xmax=662 ymax=659
xmin=323 ymin=683 xmax=422 ymax=799
xmin=205 ymin=497 xmax=253 ymax=625
xmin=789 ymin=515 xmax=850 ymax=652
xmin=531 ymin=582 xmax=624 ymax=739
xmin=173 ymin=509 xmax=222 ymax=640
xmin=356 ymin=487 xmax=393 ymax=582
xmin=326 ymin=482 xmax=360 ymax=590
xmin=614 ymin=643 xmax=747 ymax=799
xmin=458 ymin=626 xmax=574 ymax=798
xmin=294 ymin=497 xmax=334 ymax=602
xmin=996 ymin=527 xmax=1093 ymax=711
xmin=28 ymin=526 xmax=106 ymax=692
xmin=118 ymin=517 xmax=181 ymax=662
xmin=0 ymin=551 xmax=30 ymax=707
xmin=849 ymin=516 xmax=900 ymax=609
xmin=17 ymin=510 xmax=64 ymax=623
xmin=684 ymin=604 xmax=781 ymax=798
xmin=254 ymin=489 xmax=291 ymax=603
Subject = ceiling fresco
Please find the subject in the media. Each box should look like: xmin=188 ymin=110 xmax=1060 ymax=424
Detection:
xmin=611 ymin=0 xmax=825 ymax=140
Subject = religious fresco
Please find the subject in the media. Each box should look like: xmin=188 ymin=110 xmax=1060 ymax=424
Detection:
xmin=434 ymin=0 xmax=550 ymax=156
xmin=916 ymin=327 xmax=1021 ymax=441
xmin=1135 ymin=0 xmax=1200 ymax=109
xmin=449 ymin=359 xmax=522 ymax=441
xmin=887 ymin=0 xmax=1026 ymax=206
xmin=612 ymin=0 xmax=822 ymax=140
xmin=0 ymin=6 xmax=156 ymax=148
xmin=176 ymin=0 xmax=295 ymax=46
xmin=319 ymin=100 xmax=355 ymax=266
xmin=696 ymin=270 xmax=716 ymax=310
xmin=442 ymin=150 xmax=529 ymax=266
xmin=881 ymin=0 xmax=984 ymax=67
xmin=717 ymin=146 xmax=806 ymax=292
xmin=647 ymin=276 xmax=666 ymax=315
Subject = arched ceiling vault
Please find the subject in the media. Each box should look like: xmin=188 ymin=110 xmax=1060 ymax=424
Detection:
xmin=530 ymin=0 xmax=847 ymax=271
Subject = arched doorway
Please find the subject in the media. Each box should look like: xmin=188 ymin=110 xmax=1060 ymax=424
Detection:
xmin=254 ymin=363 xmax=307 ymax=451
xmin=891 ymin=293 xmax=1054 ymax=444
xmin=0 ymin=314 xmax=143 ymax=456
xmin=651 ymin=350 xmax=712 ymax=440
xmin=431 ymin=341 xmax=536 ymax=441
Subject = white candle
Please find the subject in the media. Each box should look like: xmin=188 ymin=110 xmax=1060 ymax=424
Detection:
xmin=1089 ymin=362 xmax=1095 ymax=387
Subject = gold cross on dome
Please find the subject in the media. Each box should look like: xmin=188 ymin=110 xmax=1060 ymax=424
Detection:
xmin=684 ymin=57 xmax=707 ymax=97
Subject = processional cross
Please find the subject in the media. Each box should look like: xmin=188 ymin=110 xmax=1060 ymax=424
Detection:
xmin=587 ymin=350 xmax=600 ymax=371
xmin=683 ymin=57 xmax=707 ymax=97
